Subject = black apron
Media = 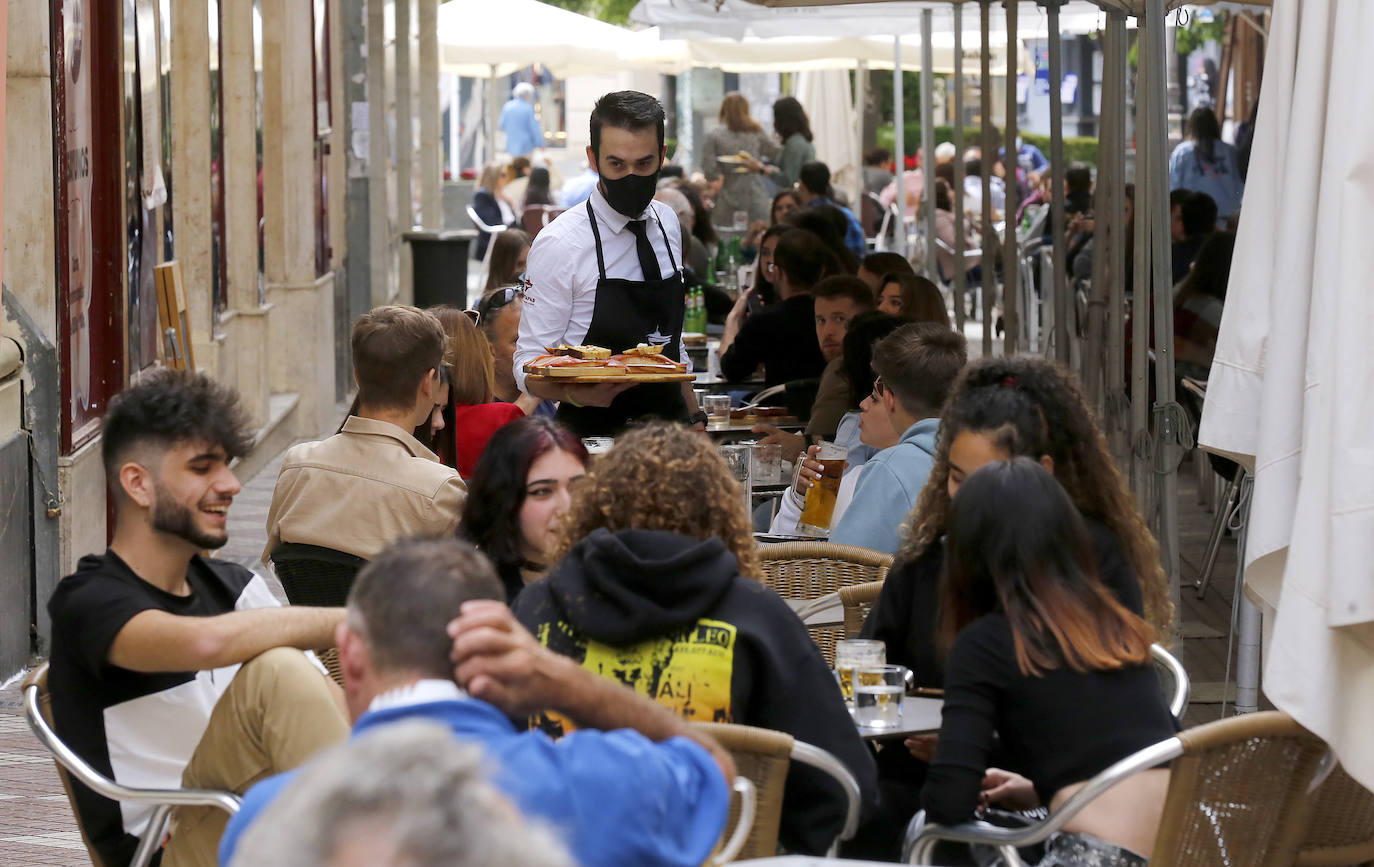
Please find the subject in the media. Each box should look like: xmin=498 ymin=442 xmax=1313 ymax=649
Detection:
xmin=555 ymin=201 xmax=688 ymax=437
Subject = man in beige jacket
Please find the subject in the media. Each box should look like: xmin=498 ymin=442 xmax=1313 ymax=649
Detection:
xmin=264 ymin=306 xmax=466 ymax=562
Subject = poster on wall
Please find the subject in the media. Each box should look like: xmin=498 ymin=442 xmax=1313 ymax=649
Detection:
xmin=64 ymin=0 xmax=94 ymax=424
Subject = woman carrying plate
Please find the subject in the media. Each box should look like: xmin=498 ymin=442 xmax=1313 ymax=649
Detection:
xmin=699 ymin=92 xmax=780 ymax=227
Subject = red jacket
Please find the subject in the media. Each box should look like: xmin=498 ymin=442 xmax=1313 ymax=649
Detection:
xmin=451 ymin=402 xmax=525 ymax=478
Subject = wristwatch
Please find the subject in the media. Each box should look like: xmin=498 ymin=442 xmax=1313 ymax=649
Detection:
xmin=688 ymin=410 xmax=709 ymax=426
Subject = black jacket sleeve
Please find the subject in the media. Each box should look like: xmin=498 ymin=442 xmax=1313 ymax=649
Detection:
xmin=1084 ymin=517 xmax=1144 ymax=617
xmin=860 ymin=544 xmax=945 ymax=689
xmin=719 ymin=311 xmax=769 ymax=382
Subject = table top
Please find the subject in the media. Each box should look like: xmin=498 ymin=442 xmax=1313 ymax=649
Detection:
xmin=705 ymin=422 xmax=804 ymax=435
xmin=856 ymin=696 xmax=944 ymax=740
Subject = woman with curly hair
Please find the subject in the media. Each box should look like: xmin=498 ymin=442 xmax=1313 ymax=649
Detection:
xmin=846 ymin=355 xmax=1171 ymax=860
xmin=458 ymin=416 xmax=588 ymax=602
xmin=512 ymin=422 xmax=877 ymax=857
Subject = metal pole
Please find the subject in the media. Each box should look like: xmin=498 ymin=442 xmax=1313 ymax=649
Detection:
xmin=893 ymin=35 xmax=907 ymax=257
xmin=1002 ymin=0 xmax=1019 ymax=356
xmin=980 ymin=1 xmax=994 ymax=357
xmin=1234 ymin=473 xmax=1261 ymax=714
xmin=953 ymin=4 xmax=967 ymax=333
xmin=856 ymin=58 xmax=869 ymax=219
xmin=1130 ymin=15 xmax=1152 ymax=507
xmin=1046 ymin=0 xmax=1068 ymax=365
xmin=1145 ymin=0 xmax=1183 ymax=632
xmin=487 ymin=66 xmax=500 ymax=163
xmin=921 ymin=10 xmax=937 ymax=281
xmin=1105 ymin=12 xmax=1128 ymax=463
xmin=1086 ymin=20 xmax=1114 ymax=411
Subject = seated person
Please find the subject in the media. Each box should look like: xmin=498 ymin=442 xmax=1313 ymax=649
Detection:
xmin=265 ymin=305 xmax=466 ymax=561
xmin=227 ymin=720 xmax=576 ymax=867
xmin=1171 ymin=190 xmax=1218 ymax=284
xmin=513 ymin=424 xmax=878 ymax=855
xmin=796 ymin=160 xmax=867 ymax=257
xmin=754 ymin=275 xmax=875 ymax=457
xmin=1173 ymin=232 xmax=1236 ymax=381
xmin=787 ymin=204 xmax=861 ymax=274
xmin=769 ymin=312 xmax=906 ymax=536
xmin=876 ymin=273 xmax=950 ymax=325
xmin=852 ymin=356 xmax=1169 ymax=860
xmin=857 ymin=251 xmax=915 ymax=293
xmin=47 ymin=371 xmax=349 ymax=867
xmin=920 ymin=459 xmax=1176 ymax=864
xmin=458 ymin=417 xmax=589 ymax=602
xmin=829 ymin=323 xmax=968 ymax=555
xmin=718 ymin=229 xmax=832 ymax=387
xmin=476 ymin=284 xmax=556 ymax=418
xmin=431 ymin=306 xmax=525 ymax=478
xmin=221 ymin=538 xmax=734 ymax=867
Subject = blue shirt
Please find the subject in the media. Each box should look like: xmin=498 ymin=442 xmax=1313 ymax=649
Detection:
xmin=219 ymin=698 xmax=728 ymax=867
xmin=829 ymin=418 xmax=939 ymax=554
xmin=813 ymin=196 xmax=868 ymax=258
xmin=1169 ymin=139 xmax=1245 ymax=218
xmin=499 ymin=97 xmax=543 ymax=157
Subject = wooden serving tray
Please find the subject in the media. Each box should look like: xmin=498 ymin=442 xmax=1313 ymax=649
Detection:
xmin=524 ymin=371 xmax=696 ymax=384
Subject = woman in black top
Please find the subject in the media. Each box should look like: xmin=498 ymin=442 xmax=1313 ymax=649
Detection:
xmin=923 ymin=458 xmax=1175 ymax=864
xmin=717 ymin=228 xmax=835 ymax=386
xmin=846 ymin=356 xmax=1170 ymax=860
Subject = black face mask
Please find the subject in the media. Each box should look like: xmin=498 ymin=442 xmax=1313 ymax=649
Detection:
xmin=601 ymin=169 xmax=660 ymax=218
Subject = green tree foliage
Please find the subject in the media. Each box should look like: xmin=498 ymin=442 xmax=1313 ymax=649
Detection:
xmin=536 ymin=0 xmax=637 ymax=26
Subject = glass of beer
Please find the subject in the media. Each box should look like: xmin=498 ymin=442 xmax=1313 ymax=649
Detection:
xmin=853 ymin=664 xmax=908 ymax=728
xmin=833 ymin=639 xmax=885 ymax=708
xmin=797 ymin=441 xmax=848 ymax=536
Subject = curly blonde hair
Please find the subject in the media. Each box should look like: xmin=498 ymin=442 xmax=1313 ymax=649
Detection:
xmin=898 ymin=356 xmax=1174 ymax=638
xmin=551 ymin=422 xmax=760 ymax=578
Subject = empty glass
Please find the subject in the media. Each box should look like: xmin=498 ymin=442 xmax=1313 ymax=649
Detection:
xmin=853 ymin=664 xmax=908 ymax=728
xmin=718 ymin=443 xmax=752 ymax=510
xmin=752 ymin=442 xmax=782 ymax=485
xmin=704 ymin=394 xmax=732 ymax=427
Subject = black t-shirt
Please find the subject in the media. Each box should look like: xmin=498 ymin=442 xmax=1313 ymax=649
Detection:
xmin=46 ymin=550 xmax=276 ymax=867
xmin=921 ymin=612 xmax=1178 ymax=826
xmin=719 ymin=294 xmax=826 ymax=387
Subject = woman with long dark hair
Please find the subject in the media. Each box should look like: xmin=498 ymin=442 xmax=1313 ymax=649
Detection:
xmin=920 ymin=458 xmax=1175 ymax=865
xmin=876 ymin=273 xmax=950 ymax=326
xmin=483 ymin=228 xmax=530 ymax=294
xmin=763 ymin=96 xmax=816 ymax=189
xmin=429 ymin=306 xmax=524 ymax=478
xmin=1169 ymin=106 xmax=1244 ymax=221
xmin=458 ymin=416 xmax=588 ymax=602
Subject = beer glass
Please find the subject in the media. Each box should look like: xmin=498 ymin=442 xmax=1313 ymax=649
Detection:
xmin=833 ymin=639 xmax=885 ymax=707
xmin=797 ymin=441 xmax=848 ymax=536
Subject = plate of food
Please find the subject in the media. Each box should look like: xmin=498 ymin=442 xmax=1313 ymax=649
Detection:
xmin=716 ymin=152 xmax=755 ymax=173
xmin=524 ymin=344 xmax=695 ymax=384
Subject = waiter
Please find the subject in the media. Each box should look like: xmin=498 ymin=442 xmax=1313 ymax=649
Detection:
xmin=514 ymin=91 xmax=705 ymax=437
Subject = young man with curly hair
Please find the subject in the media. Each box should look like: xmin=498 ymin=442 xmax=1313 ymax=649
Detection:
xmin=46 ymin=370 xmax=350 ymax=867
xmin=512 ymin=423 xmax=878 ymax=856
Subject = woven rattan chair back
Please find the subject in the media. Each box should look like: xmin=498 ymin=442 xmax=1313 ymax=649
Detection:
xmin=759 ymin=543 xmax=892 ymax=666
xmin=23 ymin=665 xmax=107 ymax=867
xmin=838 ymin=580 xmax=885 ymax=641
xmin=1153 ymin=710 xmax=1329 ymax=867
xmin=695 ymin=722 xmax=794 ymax=861
xmin=270 ymin=543 xmax=366 ymax=607
xmin=1297 ymin=763 xmax=1374 ymax=866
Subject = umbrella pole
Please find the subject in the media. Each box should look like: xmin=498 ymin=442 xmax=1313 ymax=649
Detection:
xmin=487 ymin=66 xmax=500 ymax=163
xmin=1234 ymin=473 xmax=1260 ymax=714
xmin=952 ymin=4 xmax=967 ymax=334
xmin=980 ymin=1 xmax=993 ymax=357
xmin=1144 ymin=0 xmax=1183 ymax=629
xmin=1130 ymin=16 xmax=1152 ymax=508
xmin=1002 ymin=0 xmax=1019 ymax=356
xmin=1105 ymin=12 xmax=1129 ymax=465
xmin=1047 ymin=0 xmax=1068 ymax=366
xmin=893 ymin=35 xmax=907 ymax=257
xmin=921 ymin=10 xmax=937 ymax=282
xmin=856 ymin=58 xmax=868 ymax=220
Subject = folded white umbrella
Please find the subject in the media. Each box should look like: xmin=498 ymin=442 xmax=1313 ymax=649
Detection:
xmin=1198 ymin=0 xmax=1374 ymax=790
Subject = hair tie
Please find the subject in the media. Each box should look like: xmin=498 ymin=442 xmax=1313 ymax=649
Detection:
xmin=1000 ymin=375 xmax=1019 ymax=388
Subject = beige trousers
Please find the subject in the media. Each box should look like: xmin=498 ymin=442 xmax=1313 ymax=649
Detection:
xmin=161 ymin=648 xmax=349 ymax=867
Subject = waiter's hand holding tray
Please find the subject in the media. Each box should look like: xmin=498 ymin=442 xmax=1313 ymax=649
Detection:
xmin=524 ymin=343 xmax=695 ymax=384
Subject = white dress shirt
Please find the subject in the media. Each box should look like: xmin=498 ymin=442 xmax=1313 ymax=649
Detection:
xmin=515 ymin=186 xmax=686 ymax=392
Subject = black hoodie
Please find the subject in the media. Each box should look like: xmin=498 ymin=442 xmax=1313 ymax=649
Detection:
xmin=514 ymin=527 xmax=879 ymax=856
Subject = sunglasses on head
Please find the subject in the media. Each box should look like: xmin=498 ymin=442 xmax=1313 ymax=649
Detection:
xmin=476 ymin=284 xmax=525 ymax=322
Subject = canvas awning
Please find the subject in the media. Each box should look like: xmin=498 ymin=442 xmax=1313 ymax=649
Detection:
xmin=437 ymin=0 xmax=642 ymax=77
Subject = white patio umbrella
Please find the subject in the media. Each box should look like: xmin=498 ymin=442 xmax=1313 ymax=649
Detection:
xmin=1199 ymin=0 xmax=1374 ymax=791
xmin=795 ymin=70 xmax=860 ymax=198
xmin=437 ymin=0 xmax=638 ymax=76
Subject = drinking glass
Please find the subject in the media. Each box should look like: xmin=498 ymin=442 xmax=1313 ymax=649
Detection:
xmin=798 ymin=441 xmax=848 ymax=536
xmin=853 ymin=664 xmax=908 ymax=728
xmin=704 ymin=394 xmax=732 ymax=427
xmin=719 ymin=443 xmax=752 ymax=510
xmin=733 ymin=209 xmax=749 ymax=231
xmin=752 ymin=442 xmax=781 ymax=485
xmin=833 ymin=639 xmax=885 ymax=707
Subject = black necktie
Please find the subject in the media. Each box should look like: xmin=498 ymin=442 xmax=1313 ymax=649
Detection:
xmin=627 ymin=219 xmax=663 ymax=282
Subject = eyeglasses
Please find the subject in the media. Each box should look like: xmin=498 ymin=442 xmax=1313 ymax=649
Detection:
xmin=871 ymin=376 xmax=886 ymax=403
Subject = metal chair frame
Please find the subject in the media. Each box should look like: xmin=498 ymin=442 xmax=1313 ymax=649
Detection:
xmin=465 ymin=204 xmax=507 ymax=289
xmin=22 ymin=664 xmax=241 ymax=867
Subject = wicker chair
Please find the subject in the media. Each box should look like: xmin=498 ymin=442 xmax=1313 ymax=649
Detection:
xmin=270 ymin=542 xmax=366 ymax=607
xmin=22 ymin=664 xmax=241 ymax=867
xmin=696 ymin=722 xmax=863 ymax=860
xmin=1297 ymin=763 xmax=1374 ymax=866
xmin=908 ymin=711 xmax=1332 ymax=866
xmin=758 ymin=543 xmax=893 ymax=666
xmin=838 ymin=580 xmax=884 ymax=640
